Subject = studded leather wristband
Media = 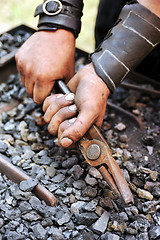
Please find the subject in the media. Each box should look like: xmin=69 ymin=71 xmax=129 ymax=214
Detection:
xmin=34 ymin=0 xmax=83 ymax=38
xmin=91 ymin=1 xmax=160 ymax=92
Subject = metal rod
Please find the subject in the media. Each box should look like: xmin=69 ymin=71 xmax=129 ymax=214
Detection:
xmin=128 ymin=71 xmax=160 ymax=87
xmin=120 ymin=82 xmax=160 ymax=96
xmin=0 ymin=154 xmax=57 ymax=206
xmin=107 ymin=101 xmax=144 ymax=130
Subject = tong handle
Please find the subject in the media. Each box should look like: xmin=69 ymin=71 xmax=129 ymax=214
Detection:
xmin=56 ymin=80 xmax=134 ymax=204
xmin=56 ymin=80 xmax=71 ymax=95
xmin=102 ymin=153 xmax=134 ymax=204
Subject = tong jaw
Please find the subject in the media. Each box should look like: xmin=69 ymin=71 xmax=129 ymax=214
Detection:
xmin=79 ymin=125 xmax=134 ymax=205
xmin=56 ymin=80 xmax=134 ymax=205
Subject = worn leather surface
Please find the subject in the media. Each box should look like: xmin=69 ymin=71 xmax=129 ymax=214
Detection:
xmin=43 ymin=0 xmax=83 ymax=10
xmin=35 ymin=0 xmax=83 ymax=38
xmin=34 ymin=2 xmax=82 ymax=18
xmin=38 ymin=14 xmax=81 ymax=37
xmin=91 ymin=2 xmax=160 ymax=92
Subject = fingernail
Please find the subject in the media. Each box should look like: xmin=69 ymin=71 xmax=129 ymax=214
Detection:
xmin=68 ymin=117 xmax=77 ymax=124
xmin=69 ymin=104 xmax=77 ymax=112
xmin=60 ymin=137 xmax=73 ymax=148
xmin=65 ymin=93 xmax=74 ymax=101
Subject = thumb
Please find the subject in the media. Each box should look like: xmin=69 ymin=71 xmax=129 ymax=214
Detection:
xmin=58 ymin=108 xmax=97 ymax=148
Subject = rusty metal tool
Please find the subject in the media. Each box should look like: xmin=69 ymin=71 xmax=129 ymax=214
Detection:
xmin=120 ymin=82 xmax=160 ymax=97
xmin=0 ymin=154 xmax=57 ymax=206
xmin=57 ymin=80 xmax=134 ymax=205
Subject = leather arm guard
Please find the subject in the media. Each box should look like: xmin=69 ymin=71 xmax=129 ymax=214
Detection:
xmin=34 ymin=0 xmax=83 ymax=38
xmin=91 ymin=1 xmax=160 ymax=92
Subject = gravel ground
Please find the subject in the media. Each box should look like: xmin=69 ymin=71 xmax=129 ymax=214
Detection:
xmin=0 ymin=30 xmax=160 ymax=240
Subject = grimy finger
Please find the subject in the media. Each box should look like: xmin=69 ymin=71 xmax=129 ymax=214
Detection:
xmin=43 ymin=93 xmax=75 ymax=123
xmin=33 ymin=80 xmax=55 ymax=105
xmin=43 ymin=93 xmax=74 ymax=113
xmin=48 ymin=104 xmax=77 ymax=135
xmin=59 ymin=109 xmax=96 ymax=148
xmin=58 ymin=118 xmax=77 ymax=148
xmin=43 ymin=94 xmax=64 ymax=113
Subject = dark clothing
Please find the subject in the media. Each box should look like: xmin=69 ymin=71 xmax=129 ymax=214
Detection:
xmin=95 ymin=0 xmax=160 ymax=81
xmin=95 ymin=0 xmax=127 ymax=47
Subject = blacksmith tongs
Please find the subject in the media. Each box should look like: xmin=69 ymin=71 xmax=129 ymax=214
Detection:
xmin=57 ymin=80 xmax=134 ymax=205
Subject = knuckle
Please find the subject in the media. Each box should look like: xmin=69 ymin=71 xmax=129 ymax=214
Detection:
xmin=59 ymin=121 xmax=67 ymax=132
xmin=26 ymin=67 xmax=33 ymax=78
xmin=43 ymin=115 xmax=49 ymax=123
xmin=48 ymin=124 xmax=57 ymax=135
xmin=72 ymin=128 xmax=84 ymax=140
xmin=33 ymin=96 xmax=43 ymax=105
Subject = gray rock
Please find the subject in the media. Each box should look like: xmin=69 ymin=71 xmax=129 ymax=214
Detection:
xmin=29 ymin=196 xmax=41 ymax=209
xmin=46 ymin=166 xmax=56 ymax=177
xmin=149 ymin=225 xmax=160 ymax=239
xmin=85 ymin=174 xmax=97 ymax=186
xmin=119 ymin=212 xmax=129 ymax=221
xmin=4 ymin=231 xmax=25 ymax=240
xmin=138 ymin=232 xmax=149 ymax=240
xmin=22 ymin=211 xmax=42 ymax=221
xmin=48 ymin=227 xmax=63 ymax=239
xmin=69 ymin=165 xmax=84 ymax=180
xmin=123 ymin=161 xmax=137 ymax=174
xmin=31 ymin=223 xmax=47 ymax=240
xmin=82 ymin=199 xmax=98 ymax=212
xmin=76 ymin=212 xmax=99 ymax=226
xmin=11 ymin=155 xmax=21 ymax=165
xmin=52 ymin=173 xmax=65 ymax=183
xmin=4 ymin=208 xmax=21 ymax=220
xmin=19 ymin=201 xmax=32 ymax=213
xmin=0 ymin=141 xmax=8 ymax=153
xmin=57 ymin=212 xmax=71 ymax=225
xmin=33 ymin=155 xmax=52 ymax=165
xmin=19 ymin=179 xmax=38 ymax=192
xmin=92 ymin=211 xmax=110 ymax=234
xmin=73 ymin=180 xmax=86 ymax=190
xmin=88 ymin=167 xmax=102 ymax=179
xmin=62 ymin=156 xmax=78 ymax=168
xmin=71 ymin=201 xmax=85 ymax=215
xmin=41 ymin=217 xmax=53 ymax=227
xmin=125 ymin=206 xmax=139 ymax=217
xmin=21 ymin=149 xmax=35 ymax=160
xmin=82 ymin=186 xmax=97 ymax=198
xmin=129 ymin=218 xmax=150 ymax=232
xmin=99 ymin=197 xmax=113 ymax=210
xmin=55 ymin=189 xmax=67 ymax=197
xmin=4 ymin=119 xmax=16 ymax=133
xmin=115 ymin=122 xmax=126 ymax=131
xmin=125 ymin=235 xmax=136 ymax=240
xmin=101 ymin=232 xmax=120 ymax=240
xmin=0 ymin=218 xmax=4 ymax=228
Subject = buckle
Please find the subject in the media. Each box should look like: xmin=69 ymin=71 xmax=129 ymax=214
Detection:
xmin=43 ymin=0 xmax=63 ymax=16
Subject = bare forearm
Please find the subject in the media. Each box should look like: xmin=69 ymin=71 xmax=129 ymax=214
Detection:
xmin=138 ymin=0 xmax=160 ymax=17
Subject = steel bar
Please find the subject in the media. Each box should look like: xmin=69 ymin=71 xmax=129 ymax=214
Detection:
xmin=128 ymin=71 xmax=160 ymax=87
xmin=107 ymin=101 xmax=144 ymax=130
xmin=0 ymin=49 xmax=18 ymax=67
xmin=0 ymin=154 xmax=57 ymax=206
xmin=120 ymin=82 xmax=160 ymax=96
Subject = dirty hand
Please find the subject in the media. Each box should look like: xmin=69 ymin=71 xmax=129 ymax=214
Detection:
xmin=15 ymin=29 xmax=75 ymax=104
xmin=43 ymin=63 xmax=110 ymax=148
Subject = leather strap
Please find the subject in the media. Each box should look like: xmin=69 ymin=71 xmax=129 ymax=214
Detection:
xmin=34 ymin=2 xmax=82 ymax=18
xmin=91 ymin=2 xmax=160 ymax=92
xmin=34 ymin=0 xmax=83 ymax=38
xmin=38 ymin=14 xmax=81 ymax=37
xmin=43 ymin=0 xmax=83 ymax=10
